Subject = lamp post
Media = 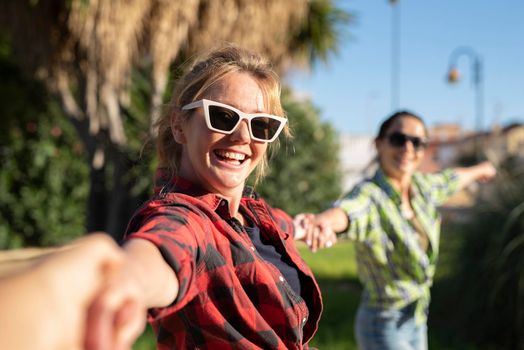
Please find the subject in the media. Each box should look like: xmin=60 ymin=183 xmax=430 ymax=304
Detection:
xmin=390 ymin=0 xmax=400 ymax=111
xmin=446 ymin=46 xmax=484 ymax=133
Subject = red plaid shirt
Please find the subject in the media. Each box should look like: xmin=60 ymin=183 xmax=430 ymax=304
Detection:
xmin=124 ymin=173 xmax=322 ymax=349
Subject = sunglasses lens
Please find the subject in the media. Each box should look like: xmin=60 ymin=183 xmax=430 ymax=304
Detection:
xmin=208 ymin=105 xmax=240 ymax=132
xmin=388 ymin=132 xmax=407 ymax=147
xmin=251 ymin=117 xmax=282 ymax=141
xmin=412 ymin=139 xmax=423 ymax=149
xmin=388 ymin=132 xmax=427 ymax=150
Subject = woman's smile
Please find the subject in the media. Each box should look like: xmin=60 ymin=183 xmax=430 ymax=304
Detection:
xmin=213 ymin=149 xmax=249 ymax=166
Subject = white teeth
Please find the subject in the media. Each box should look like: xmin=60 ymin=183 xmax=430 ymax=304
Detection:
xmin=216 ymin=150 xmax=246 ymax=161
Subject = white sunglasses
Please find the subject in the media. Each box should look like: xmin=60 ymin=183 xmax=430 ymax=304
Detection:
xmin=181 ymin=99 xmax=287 ymax=143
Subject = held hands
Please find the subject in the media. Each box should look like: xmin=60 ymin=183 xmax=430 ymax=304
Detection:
xmin=64 ymin=234 xmax=146 ymax=350
xmin=20 ymin=233 xmax=146 ymax=350
xmin=294 ymin=213 xmax=337 ymax=253
xmin=86 ymin=238 xmax=179 ymax=350
xmin=83 ymin=241 xmax=147 ymax=350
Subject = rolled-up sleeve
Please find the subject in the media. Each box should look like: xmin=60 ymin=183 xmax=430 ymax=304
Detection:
xmin=417 ymin=169 xmax=460 ymax=206
xmin=334 ymin=184 xmax=374 ymax=242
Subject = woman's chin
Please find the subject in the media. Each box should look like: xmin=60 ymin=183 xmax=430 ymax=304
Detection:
xmin=384 ymin=164 xmax=415 ymax=181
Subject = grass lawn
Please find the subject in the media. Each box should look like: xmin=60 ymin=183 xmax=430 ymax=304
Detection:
xmin=297 ymin=240 xmax=361 ymax=349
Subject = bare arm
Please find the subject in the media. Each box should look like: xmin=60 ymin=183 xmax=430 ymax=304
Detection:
xmin=454 ymin=161 xmax=497 ymax=191
xmin=313 ymin=208 xmax=350 ymax=234
xmin=122 ymin=239 xmax=179 ymax=308
xmin=0 ymin=233 xmax=147 ymax=350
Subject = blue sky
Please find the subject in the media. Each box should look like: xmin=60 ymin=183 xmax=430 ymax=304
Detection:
xmin=286 ymin=0 xmax=524 ymax=135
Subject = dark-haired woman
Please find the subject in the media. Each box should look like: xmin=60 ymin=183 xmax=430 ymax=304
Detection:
xmin=295 ymin=111 xmax=496 ymax=350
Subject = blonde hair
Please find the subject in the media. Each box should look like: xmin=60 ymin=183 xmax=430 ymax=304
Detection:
xmin=155 ymin=45 xmax=289 ymax=184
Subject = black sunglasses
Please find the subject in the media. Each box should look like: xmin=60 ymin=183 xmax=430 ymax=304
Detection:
xmin=386 ymin=131 xmax=428 ymax=150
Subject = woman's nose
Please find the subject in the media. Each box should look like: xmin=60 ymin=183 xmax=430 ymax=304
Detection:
xmin=230 ymin=120 xmax=251 ymax=143
xmin=400 ymin=140 xmax=416 ymax=154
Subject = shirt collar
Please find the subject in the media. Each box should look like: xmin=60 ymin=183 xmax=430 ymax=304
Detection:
xmin=373 ymin=168 xmax=424 ymax=205
xmin=373 ymin=168 xmax=401 ymax=204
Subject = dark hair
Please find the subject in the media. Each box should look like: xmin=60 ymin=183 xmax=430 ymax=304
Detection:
xmin=375 ymin=110 xmax=427 ymax=141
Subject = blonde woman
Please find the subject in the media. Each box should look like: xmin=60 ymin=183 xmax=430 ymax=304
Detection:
xmin=87 ymin=46 xmax=323 ymax=350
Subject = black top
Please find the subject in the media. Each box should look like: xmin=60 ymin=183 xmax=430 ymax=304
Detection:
xmin=244 ymin=224 xmax=302 ymax=296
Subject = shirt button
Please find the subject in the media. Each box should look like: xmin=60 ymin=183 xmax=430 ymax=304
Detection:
xmin=279 ymin=275 xmax=285 ymax=282
xmin=302 ymin=317 xmax=307 ymax=323
xmin=250 ymin=246 xmax=255 ymax=251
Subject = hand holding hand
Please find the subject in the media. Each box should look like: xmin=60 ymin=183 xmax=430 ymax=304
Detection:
xmin=83 ymin=246 xmax=147 ymax=350
xmin=0 ymin=233 xmax=147 ymax=350
xmin=49 ymin=234 xmax=146 ymax=350
xmin=294 ymin=213 xmax=337 ymax=252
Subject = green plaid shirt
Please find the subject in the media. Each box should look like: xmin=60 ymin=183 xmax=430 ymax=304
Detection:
xmin=335 ymin=168 xmax=459 ymax=324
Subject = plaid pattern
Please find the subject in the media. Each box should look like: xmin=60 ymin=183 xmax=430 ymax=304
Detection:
xmin=335 ymin=168 xmax=459 ymax=324
xmin=124 ymin=171 xmax=322 ymax=349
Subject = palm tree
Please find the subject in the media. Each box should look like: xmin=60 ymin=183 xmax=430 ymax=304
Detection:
xmin=0 ymin=0 xmax=351 ymax=239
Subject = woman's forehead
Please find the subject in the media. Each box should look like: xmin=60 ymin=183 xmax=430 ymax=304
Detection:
xmin=203 ymin=72 xmax=267 ymax=112
xmin=388 ymin=116 xmax=426 ymax=135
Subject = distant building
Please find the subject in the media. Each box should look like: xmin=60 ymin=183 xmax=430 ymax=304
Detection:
xmin=338 ymin=134 xmax=375 ymax=192
xmin=425 ymin=122 xmax=524 ymax=170
xmin=423 ymin=122 xmax=524 ymax=211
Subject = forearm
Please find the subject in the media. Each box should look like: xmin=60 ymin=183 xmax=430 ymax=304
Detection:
xmin=0 ymin=234 xmax=123 ymax=350
xmin=315 ymin=208 xmax=349 ymax=234
xmin=0 ymin=267 xmax=62 ymax=350
xmin=453 ymin=161 xmax=497 ymax=190
xmin=123 ymin=238 xmax=179 ymax=308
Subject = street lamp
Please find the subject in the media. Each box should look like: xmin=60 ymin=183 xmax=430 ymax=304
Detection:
xmin=446 ymin=46 xmax=484 ymax=132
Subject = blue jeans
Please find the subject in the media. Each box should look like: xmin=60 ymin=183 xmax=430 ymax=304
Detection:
xmin=355 ymin=302 xmax=428 ymax=350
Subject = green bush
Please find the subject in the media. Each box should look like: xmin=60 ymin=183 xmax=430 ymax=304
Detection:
xmin=0 ymin=54 xmax=88 ymax=248
xmin=436 ymin=158 xmax=524 ymax=349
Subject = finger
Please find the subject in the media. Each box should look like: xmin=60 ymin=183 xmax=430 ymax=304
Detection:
xmin=318 ymin=226 xmax=327 ymax=251
xmin=325 ymin=226 xmax=337 ymax=248
xmin=318 ymin=224 xmax=336 ymax=249
xmin=305 ymin=220 xmax=315 ymax=248
xmin=113 ymin=300 xmax=146 ymax=350
xmin=292 ymin=214 xmax=306 ymax=241
xmin=312 ymin=226 xmax=322 ymax=253
xmin=85 ymin=292 xmax=114 ymax=350
xmin=84 ymin=277 xmax=133 ymax=350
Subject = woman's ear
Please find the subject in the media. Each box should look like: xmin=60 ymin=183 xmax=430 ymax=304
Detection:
xmin=171 ymin=114 xmax=187 ymax=144
xmin=374 ymin=137 xmax=380 ymax=149
xmin=374 ymin=137 xmax=384 ymax=154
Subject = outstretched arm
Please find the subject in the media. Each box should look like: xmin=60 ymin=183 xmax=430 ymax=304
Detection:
xmin=0 ymin=233 xmax=147 ymax=350
xmin=454 ymin=160 xmax=497 ymax=190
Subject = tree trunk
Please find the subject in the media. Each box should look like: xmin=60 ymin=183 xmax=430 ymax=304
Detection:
xmin=86 ymin=163 xmax=107 ymax=233
xmin=86 ymin=142 xmax=149 ymax=241
xmin=106 ymin=148 xmax=145 ymax=242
